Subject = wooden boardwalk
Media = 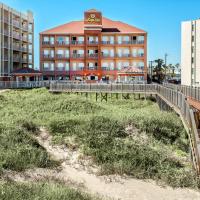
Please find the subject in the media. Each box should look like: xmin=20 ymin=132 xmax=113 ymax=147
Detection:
xmin=50 ymin=82 xmax=200 ymax=175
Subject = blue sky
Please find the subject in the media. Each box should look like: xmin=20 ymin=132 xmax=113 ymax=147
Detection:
xmin=1 ymin=0 xmax=200 ymax=68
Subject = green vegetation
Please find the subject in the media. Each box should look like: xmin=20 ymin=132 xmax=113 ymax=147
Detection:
xmin=0 ymin=88 xmax=199 ymax=189
xmin=0 ymin=181 xmax=95 ymax=200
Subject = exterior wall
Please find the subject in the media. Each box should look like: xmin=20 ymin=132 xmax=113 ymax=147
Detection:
xmin=40 ymin=10 xmax=147 ymax=82
xmin=181 ymin=19 xmax=200 ymax=86
xmin=40 ymin=33 xmax=147 ymax=81
xmin=0 ymin=3 xmax=34 ymax=80
xmin=195 ymin=20 xmax=200 ymax=85
xmin=181 ymin=21 xmax=192 ymax=85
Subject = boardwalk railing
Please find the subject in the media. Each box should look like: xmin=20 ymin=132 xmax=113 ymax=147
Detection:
xmin=163 ymin=83 xmax=200 ymax=102
xmin=0 ymin=81 xmax=51 ymax=89
xmin=50 ymin=82 xmax=200 ymax=174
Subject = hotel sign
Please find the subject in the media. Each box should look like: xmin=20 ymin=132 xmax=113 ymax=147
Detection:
xmin=84 ymin=12 xmax=102 ymax=25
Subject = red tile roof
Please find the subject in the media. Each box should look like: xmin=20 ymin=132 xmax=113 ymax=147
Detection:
xmin=40 ymin=17 xmax=146 ymax=34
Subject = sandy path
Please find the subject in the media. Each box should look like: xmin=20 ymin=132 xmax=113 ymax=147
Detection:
xmin=26 ymin=128 xmax=200 ymax=200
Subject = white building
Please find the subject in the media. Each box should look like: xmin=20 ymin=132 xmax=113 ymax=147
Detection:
xmin=181 ymin=19 xmax=200 ymax=86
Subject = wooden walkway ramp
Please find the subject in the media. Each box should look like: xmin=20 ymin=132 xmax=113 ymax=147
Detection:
xmin=50 ymin=82 xmax=200 ymax=175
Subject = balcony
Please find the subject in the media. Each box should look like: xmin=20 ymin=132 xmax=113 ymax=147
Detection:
xmin=13 ymin=55 xmax=20 ymax=62
xmin=71 ymin=41 xmax=84 ymax=45
xmin=87 ymin=66 xmax=98 ymax=70
xmin=56 ymin=41 xmax=69 ymax=46
xmin=22 ymin=36 xmax=28 ymax=42
xmin=13 ymin=32 xmax=21 ymax=40
xmin=87 ymin=53 xmax=98 ymax=59
xmin=42 ymin=54 xmax=55 ymax=60
xmin=3 ymin=55 xmax=8 ymax=61
xmin=22 ymin=47 xmax=28 ymax=52
xmin=13 ymin=19 xmax=20 ymax=28
xmin=3 ymin=30 xmax=9 ymax=36
xmin=116 ymin=53 xmax=131 ymax=58
xmin=13 ymin=45 xmax=21 ymax=51
xmin=22 ymin=58 xmax=28 ymax=63
xmin=71 ymin=54 xmax=84 ymax=59
xmin=117 ymin=40 xmax=145 ymax=45
xmin=102 ymin=67 xmax=114 ymax=71
xmin=3 ymin=16 xmax=9 ymax=24
xmin=88 ymin=41 xmax=98 ymax=45
xmin=3 ymin=43 xmax=9 ymax=49
xmin=29 ymin=59 xmax=33 ymax=63
xmin=22 ymin=25 xmax=28 ymax=31
xmin=101 ymin=41 xmax=115 ymax=45
xmin=101 ymin=53 xmax=114 ymax=58
xmin=42 ymin=41 xmax=54 ymax=46
xmin=56 ymin=54 xmax=69 ymax=59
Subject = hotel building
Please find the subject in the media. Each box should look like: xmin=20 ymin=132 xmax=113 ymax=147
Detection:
xmin=181 ymin=19 xmax=200 ymax=86
xmin=40 ymin=9 xmax=147 ymax=82
xmin=0 ymin=3 xmax=34 ymax=81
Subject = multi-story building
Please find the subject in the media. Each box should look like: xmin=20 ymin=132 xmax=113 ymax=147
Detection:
xmin=0 ymin=3 xmax=34 ymax=81
xmin=181 ymin=19 xmax=200 ymax=86
xmin=40 ymin=9 xmax=147 ymax=82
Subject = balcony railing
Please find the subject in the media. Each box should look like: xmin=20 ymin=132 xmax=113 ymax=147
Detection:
xmin=22 ymin=47 xmax=28 ymax=52
xmin=3 ymin=16 xmax=9 ymax=24
xmin=3 ymin=30 xmax=9 ymax=36
xmin=13 ymin=56 xmax=20 ymax=62
xmin=22 ymin=58 xmax=28 ymax=63
xmin=22 ymin=36 xmax=28 ymax=42
xmin=71 ymin=41 xmax=84 ymax=45
xmin=13 ymin=20 xmax=20 ymax=28
xmin=101 ymin=53 xmax=114 ymax=58
xmin=3 ymin=43 xmax=9 ymax=48
xmin=88 ymin=41 xmax=99 ymax=45
xmin=13 ymin=32 xmax=21 ymax=40
xmin=22 ymin=25 xmax=28 ymax=31
xmin=71 ymin=54 xmax=84 ymax=58
xmin=87 ymin=66 xmax=98 ymax=70
xmin=3 ymin=55 xmax=8 ymax=61
xmin=116 ymin=53 xmax=131 ymax=58
xmin=42 ymin=54 xmax=54 ymax=59
xmin=87 ymin=53 xmax=98 ymax=58
xmin=102 ymin=67 xmax=115 ymax=71
xmin=102 ymin=41 xmax=114 ymax=45
xmin=56 ymin=41 xmax=69 ymax=46
xmin=13 ymin=45 xmax=21 ymax=51
xmin=42 ymin=41 xmax=54 ymax=45
xmin=56 ymin=54 xmax=69 ymax=59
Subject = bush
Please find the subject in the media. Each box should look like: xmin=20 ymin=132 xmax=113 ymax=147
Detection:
xmin=0 ymin=181 xmax=95 ymax=200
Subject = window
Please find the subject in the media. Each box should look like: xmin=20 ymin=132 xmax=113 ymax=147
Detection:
xmin=110 ymin=36 xmax=114 ymax=44
xmin=43 ymin=36 xmax=49 ymax=42
xmin=78 ymin=36 xmax=84 ymax=42
xmin=78 ymin=62 xmax=84 ymax=70
xmin=43 ymin=50 xmax=49 ymax=55
xmin=110 ymin=49 xmax=114 ymax=57
xmin=57 ymin=50 xmax=64 ymax=55
xmin=192 ymin=57 xmax=194 ymax=64
xmin=57 ymin=63 xmax=64 ymax=71
xmin=50 ymin=37 xmax=54 ymax=45
xmin=57 ymin=37 xmax=64 ymax=44
xmin=117 ymin=36 xmax=122 ymax=44
xmin=138 ymin=49 xmax=144 ymax=57
xmin=66 ymin=62 xmax=69 ymax=71
xmin=110 ymin=62 xmax=114 ymax=70
xmin=117 ymin=62 xmax=122 ymax=70
xmin=132 ymin=48 xmax=137 ymax=57
xmin=72 ymin=63 xmax=77 ymax=71
xmin=123 ymin=36 xmax=129 ymax=41
xmin=192 ymin=36 xmax=195 ymax=42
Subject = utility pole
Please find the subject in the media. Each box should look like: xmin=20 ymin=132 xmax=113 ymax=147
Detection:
xmin=164 ymin=53 xmax=168 ymax=82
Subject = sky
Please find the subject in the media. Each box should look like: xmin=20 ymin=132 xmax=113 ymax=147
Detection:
xmin=1 ymin=0 xmax=200 ymax=68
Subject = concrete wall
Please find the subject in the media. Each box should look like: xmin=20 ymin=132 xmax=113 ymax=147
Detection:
xmin=181 ymin=21 xmax=192 ymax=86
